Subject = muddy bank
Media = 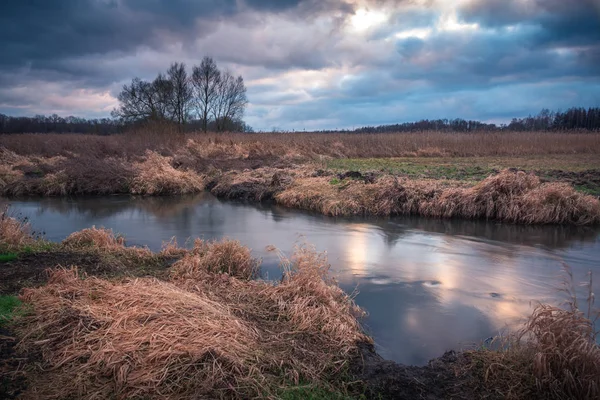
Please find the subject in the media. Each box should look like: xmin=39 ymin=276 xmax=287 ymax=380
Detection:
xmin=541 ymin=169 xmax=600 ymax=197
xmin=0 ymin=251 xmax=177 ymax=294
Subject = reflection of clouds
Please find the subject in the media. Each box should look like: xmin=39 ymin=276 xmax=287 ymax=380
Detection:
xmin=6 ymin=196 xmax=600 ymax=365
xmin=345 ymin=224 xmax=370 ymax=276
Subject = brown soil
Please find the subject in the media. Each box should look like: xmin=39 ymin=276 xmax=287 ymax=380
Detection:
xmin=541 ymin=169 xmax=600 ymax=195
xmin=0 ymin=251 xmax=176 ymax=295
xmin=0 ymin=327 xmax=27 ymax=400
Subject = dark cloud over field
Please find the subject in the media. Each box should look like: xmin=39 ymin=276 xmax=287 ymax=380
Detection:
xmin=0 ymin=0 xmax=599 ymax=129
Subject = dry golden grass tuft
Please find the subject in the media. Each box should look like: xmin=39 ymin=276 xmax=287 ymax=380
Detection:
xmin=0 ymin=206 xmax=34 ymax=252
xmin=17 ymin=268 xmax=263 ymax=399
xmin=423 ymin=170 xmax=600 ymax=224
xmin=61 ymin=226 xmax=126 ymax=250
xmin=170 ymin=238 xmax=260 ymax=280
xmin=210 ymin=168 xmax=295 ymax=202
xmin=14 ymin=240 xmax=370 ymax=399
xmin=130 ymin=150 xmax=205 ymax=195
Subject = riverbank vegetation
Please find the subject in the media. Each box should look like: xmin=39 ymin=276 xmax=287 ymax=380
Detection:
xmin=0 ymin=208 xmax=599 ymax=399
xmin=1 ymin=130 xmax=600 ymax=224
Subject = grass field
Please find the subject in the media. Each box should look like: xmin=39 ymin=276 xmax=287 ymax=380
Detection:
xmin=1 ymin=130 xmax=599 ymax=224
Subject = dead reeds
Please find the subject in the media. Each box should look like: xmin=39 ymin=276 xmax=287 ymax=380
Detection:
xmin=470 ymin=266 xmax=600 ymax=400
xmin=14 ymin=241 xmax=370 ymax=399
xmin=61 ymin=226 xmax=126 ymax=250
xmin=170 ymin=238 xmax=260 ymax=280
xmin=130 ymin=150 xmax=205 ymax=195
xmin=271 ymin=170 xmax=600 ymax=224
xmin=2 ymin=131 xmax=599 ymax=159
xmin=0 ymin=206 xmax=34 ymax=252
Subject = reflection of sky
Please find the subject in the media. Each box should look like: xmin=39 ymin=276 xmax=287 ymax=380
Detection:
xmin=7 ymin=195 xmax=600 ymax=366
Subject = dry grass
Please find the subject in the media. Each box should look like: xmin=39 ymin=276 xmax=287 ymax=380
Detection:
xmin=14 ymin=242 xmax=370 ymax=399
xmin=1 ymin=131 xmax=599 ymax=224
xmin=130 ymin=150 xmax=205 ymax=195
xmin=1 ymin=131 xmax=599 ymax=161
xmin=421 ymin=171 xmax=600 ymax=225
xmin=61 ymin=226 xmax=126 ymax=250
xmin=271 ymin=170 xmax=600 ymax=224
xmin=0 ymin=206 xmax=34 ymax=252
xmin=170 ymin=238 xmax=260 ymax=280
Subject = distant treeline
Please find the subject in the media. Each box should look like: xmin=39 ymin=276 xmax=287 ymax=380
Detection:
xmin=1 ymin=107 xmax=599 ymax=134
xmin=0 ymin=114 xmax=252 ymax=135
xmin=354 ymin=108 xmax=600 ymax=133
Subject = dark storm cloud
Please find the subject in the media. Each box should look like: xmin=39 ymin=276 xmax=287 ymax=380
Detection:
xmin=459 ymin=0 xmax=600 ymax=45
xmin=0 ymin=0 xmax=599 ymax=129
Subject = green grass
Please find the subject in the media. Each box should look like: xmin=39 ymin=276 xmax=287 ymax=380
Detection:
xmin=324 ymin=156 xmax=600 ymax=196
xmin=326 ymin=158 xmax=496 ymax=182
xmin=0 ymin=295 xmax=21 ymax=327
xmin=278 ymin=385 xmax=355 ymax=400
xmin=0 ymin=253 xmax=18 ymax=263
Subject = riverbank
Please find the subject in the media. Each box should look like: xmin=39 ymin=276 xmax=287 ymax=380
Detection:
xmin=1 ymin=209 xmax=599 ymax=399
xmin=1 ymin=131 xmax=600 ymax=225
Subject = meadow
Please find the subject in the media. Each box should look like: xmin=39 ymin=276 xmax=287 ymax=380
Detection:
xmin=1 ymin=130 xmax=599 ymax=225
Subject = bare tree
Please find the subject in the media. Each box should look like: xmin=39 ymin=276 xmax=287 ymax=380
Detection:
xmin=112 ymin=78 xmax=163 ymax=122
xmin=191 ymin=57 xmax=221 ymax=132
xmin=212 ymin=71 xmax=248 ymax=132
xmin=167 ymin=62 xmax=193 ymax=127
xmin=112 ymin=58 xmax=249 ymax=132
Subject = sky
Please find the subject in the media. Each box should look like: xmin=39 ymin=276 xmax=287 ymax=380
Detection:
xmin=0 ymin=0 xmax=599 ymax=131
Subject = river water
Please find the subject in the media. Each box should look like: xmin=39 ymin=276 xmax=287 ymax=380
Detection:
xmin=4 ymin=194 xmax=600 ymax=366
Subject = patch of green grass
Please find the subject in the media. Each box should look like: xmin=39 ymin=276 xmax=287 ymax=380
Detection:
xmin=20 ymin=241 xmax=57 ymax=254
xmin=0 ymin=253 xmax=18 ymax=263
xmin=573 ymin=184 xmax=600 ymax=196
xmin=0 ymin=295 xmax=22 ymax=327
xmin=329 ymin=177 xmax=341 ymax=185
xmin=324 ymin=157 xmax=600 ymax=193
xmin=325 ymin=158 xmax=494 ymax=182
xmin=278 ymin=385 xmax=355 ymax=400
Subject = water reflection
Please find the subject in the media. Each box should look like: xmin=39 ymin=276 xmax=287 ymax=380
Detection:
xmin=4 ymin=195 xmax=600 ymax=366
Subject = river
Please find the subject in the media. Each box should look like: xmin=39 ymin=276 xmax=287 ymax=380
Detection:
xmin=4 ymin=193 xmax=599 ymax=366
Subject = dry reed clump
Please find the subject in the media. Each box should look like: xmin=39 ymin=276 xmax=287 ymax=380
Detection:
xmin=270 ymin=245 xmax=368 ymax=345
xmin=470 ymin=265 xmax=600 ymax=400
xmin=16 ymin=268 xmax=263 ymax=399
xmin=274 ymin=177 xmax=362 ymax=216
xmin=0 ymin=206 xmax=34 ymax=252
xmin=130 ymin=150 xmax=205 ymax=195
xmin=16 ymin=243 xmax=370 ymax=399
xmin=0 ymin=148 xmax=28 ymax=190
xmin=473 ymin=304 xmax=600 ymax=400
xmin=421 ymin=170 xmax=600 ymax=224
xmin=1 ymin=156 xmax=133 ymax=196
xmin=0 ymin=164 xmax=22 ymax=189
xmin=170 ymin=238 xmax=260 ymax=280
xmin=275 ymin=175 xmax=451 ymax=217
xmin=61 ymin=226 xmax=126 ymax=250
xmin=209 ymin=168 xmax=295 ymax=201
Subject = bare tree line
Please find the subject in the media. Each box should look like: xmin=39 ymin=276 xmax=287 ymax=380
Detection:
xmin=111 ymin=57 xmax=248 ymax=132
